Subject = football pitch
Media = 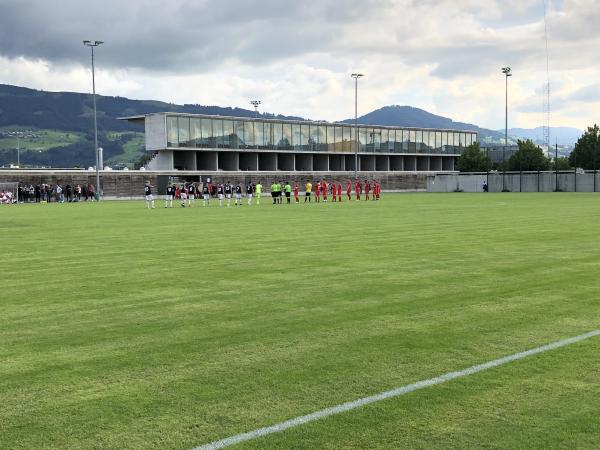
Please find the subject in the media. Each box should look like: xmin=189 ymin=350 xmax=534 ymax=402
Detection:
xmin=2 ymin=193 xmax=599 ymax=449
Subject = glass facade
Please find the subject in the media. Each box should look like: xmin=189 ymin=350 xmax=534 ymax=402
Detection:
xmin=164 ymin=114 xmax=477 ymax=155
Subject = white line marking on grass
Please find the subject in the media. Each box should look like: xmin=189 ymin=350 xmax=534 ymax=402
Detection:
xmin=194 ymin=329 xmax=600 ymax=450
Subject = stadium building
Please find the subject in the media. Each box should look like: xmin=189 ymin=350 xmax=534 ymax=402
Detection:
xmin=121 ymin=113 xmax=477 ymax=173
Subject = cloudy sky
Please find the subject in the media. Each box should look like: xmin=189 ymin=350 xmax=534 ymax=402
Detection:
xmin=0 ymin=0 xmax=598 ymax=130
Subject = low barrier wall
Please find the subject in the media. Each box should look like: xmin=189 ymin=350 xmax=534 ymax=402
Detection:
xmin=0 ymin=169 xmax=436 ymax=197
xmin=427 ymin=171 xmax=600 ymax=193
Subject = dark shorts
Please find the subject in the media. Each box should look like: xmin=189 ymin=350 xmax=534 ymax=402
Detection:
xmin=285 ymin=192 xmax=291 ymax=198
xmin=306 ymin=192 xmax=311 ymax=196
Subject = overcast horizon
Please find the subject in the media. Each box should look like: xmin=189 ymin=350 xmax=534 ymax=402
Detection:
xmin=0 ymin=0 xmax=598 ymax=130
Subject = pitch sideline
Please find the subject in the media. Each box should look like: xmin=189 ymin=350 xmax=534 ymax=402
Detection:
xmin=194 ymin=329 xmax=600 ymax=450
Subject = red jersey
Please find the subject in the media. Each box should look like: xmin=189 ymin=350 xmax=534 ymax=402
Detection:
xmin=337 ymin=184 xmax=342 ymax=195
xmin=347 ymin=182 xmax=352 ymax=194
xmin=293 ymin=185 xmax=299 ymax=196
xmin=316 ymin=183 xmax=321 ymax=194
xmin=355 ymin=182 xmax=361 ymax=193
xmin=365 ymin=182 xmax=371 ymax=193
xmin=322 ymin=182 xmax=328 ymax=196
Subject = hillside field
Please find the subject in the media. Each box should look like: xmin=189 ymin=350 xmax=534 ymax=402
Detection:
xmin=1 ymin=193 xmax=599 ymax=449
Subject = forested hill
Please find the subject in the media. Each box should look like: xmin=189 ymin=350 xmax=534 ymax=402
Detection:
xmin=0 ymin=83 xmax=301 ymax=134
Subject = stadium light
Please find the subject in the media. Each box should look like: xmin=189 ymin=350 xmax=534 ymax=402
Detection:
xmin=83 ymin=40 xmax=104 ymax=200
xmin=501 ymin=67 xmax=512 ymax=191
xmin=351 ymin=73 xmax=364 ymax=180
xmin=250 ymin=100 xmax=261 ymax=119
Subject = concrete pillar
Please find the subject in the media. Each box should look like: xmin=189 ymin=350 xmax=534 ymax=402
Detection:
xmin=148 ymin=150 xmax=174 ymax=170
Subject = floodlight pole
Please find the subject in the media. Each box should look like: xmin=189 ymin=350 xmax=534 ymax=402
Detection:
xmin=501 ymin=67 xmax=512 ymax=191
xmin=250 ymin=100 xmax=261 ymax=150
xmin=17 ymin=134 xmax=20 ymax=167
xmin=250 ymin=100 xmax=261 ymax=119
xmin=84 ymin=40 xmax=103 ymax=200
xmin=351 ymin=73 xmax=364 ymax=180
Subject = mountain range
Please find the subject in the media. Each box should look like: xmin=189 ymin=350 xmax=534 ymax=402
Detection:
xmin=0 ymin=84 xmax=583 ymax=168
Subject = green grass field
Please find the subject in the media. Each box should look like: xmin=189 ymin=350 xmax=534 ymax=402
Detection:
xmin=2 ymin=193 xmax=599 ymax=449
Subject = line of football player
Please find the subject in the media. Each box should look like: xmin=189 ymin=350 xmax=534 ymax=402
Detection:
xmin=143 ymin=180 xmax=381 ymax=208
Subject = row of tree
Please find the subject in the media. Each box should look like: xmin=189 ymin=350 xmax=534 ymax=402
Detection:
xmin=457 ymin=124 xmax=600 ymax=172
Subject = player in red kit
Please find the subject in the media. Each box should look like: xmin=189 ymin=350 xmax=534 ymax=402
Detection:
xmin=365 ymin=180 xmax=371 ymax=201
xmin=355 ymin=180 xmax=362 ymax=201
xmin=315 ymin=181 xmax=321 ymax=203
xmin=337 ymin=182 xmax=342 ymax=202
xmin=322 ymin=181 xmax=328 ymax=202
xmin=293 ymin=183 xmax=299 ymax=204
xmin=331 ymin=181 xmax=336 ymax=202
xmin=346 ymin=180 xmax=352 ymax=201
xmin=374 ymin=180 xmax=381 ymax=200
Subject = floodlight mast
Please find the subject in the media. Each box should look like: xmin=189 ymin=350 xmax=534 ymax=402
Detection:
xmin=250 ymin=100 xmax=261 ymax=119
xmin=83 ymin=40 xmax=104 ymax=200
xmin=501 ymin=67 xmax=512 ymax=191
xmin=351 ymin=73 xmax=364 ymax=180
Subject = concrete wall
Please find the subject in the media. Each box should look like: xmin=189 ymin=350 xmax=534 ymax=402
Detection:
xmin=295 ymin=154 xmax=313 ymax=171
xmin=360 ymin=155 xmax=376 ymax=171
xmin=239 ymin=153 xmax=258 ymax=171
xmin=145 ymin=113 xmax=166 ymax=151
xmin=2 ymin=170 xmax=430 ymax=198
xmin=148 ymin=150 xmax=173 ymax=171
xmin=258 ymin=153 xmax=277 ymax=171
xmin=277 ymin=153 xmax=295 ymax=171
xmin=427 ymin=171 xmax=600 ymax=193
xmin=329 ymin=154 xmax=345 ymax=171
xmin=197 ymin=152 xmax=218 ymax=171
xmin=218 ymin=152 xmax=239 ymax=171
xmin=345 ymin=155 xmax=356 ymax=172
xmin=390 ymin=156 xmax=403 ymax=171
xmin=314 ymin=154 xmax=329 ymax=171
xmin=173 ymin=151 xmax=197 ymax=171
xmin=376 ymin=155 xmax=390 ymax=171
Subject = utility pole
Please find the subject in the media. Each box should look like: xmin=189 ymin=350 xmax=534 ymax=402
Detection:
xmin=83 ymin=40 xmax=104 ymax=200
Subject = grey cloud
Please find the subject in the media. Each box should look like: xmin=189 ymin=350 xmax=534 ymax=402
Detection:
xmin=0 ymin=0 xmax=384 ymax=72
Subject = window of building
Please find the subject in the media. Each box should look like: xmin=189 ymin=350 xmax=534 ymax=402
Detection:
xmin=191 ymin=118 xmax=202 ymax=148
xmin=223 ymin=120 xmax=234 ymax=148
xmin=167 ymin=116 xmax=178 ymax=147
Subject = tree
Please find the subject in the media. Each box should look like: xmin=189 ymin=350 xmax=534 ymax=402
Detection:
xmin=456 ymin=142 xmax=492 ymax=172
xmin=551 ymin=157 xmax=572 ymax=170
xmin=508 ymin=139 xmax=550 ymax=171
xmin=569 ymin=125 xmax=599 ymax=169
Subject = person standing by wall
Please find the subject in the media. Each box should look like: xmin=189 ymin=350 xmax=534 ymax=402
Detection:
xmin=284 ymin=181 xmax=292 ymax=204
xmin=255 ymin=181 xmax=262 ymax=205
xmin=144 ymin=181 xmax=155 ymax=209
xmin=304 ymin=180 xmax=312 ymax=203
